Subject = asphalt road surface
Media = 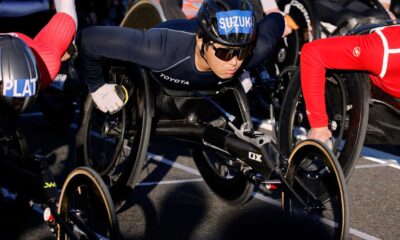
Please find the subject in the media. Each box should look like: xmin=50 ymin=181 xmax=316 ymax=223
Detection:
xmin=0 ymin=107 xmax=399 ymax=240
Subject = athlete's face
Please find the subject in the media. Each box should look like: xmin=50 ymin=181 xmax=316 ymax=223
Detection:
xmin=195 ymin=37 xmax=246 ymax=79
xmin=206 ymin=42 xmax=245 ymax=79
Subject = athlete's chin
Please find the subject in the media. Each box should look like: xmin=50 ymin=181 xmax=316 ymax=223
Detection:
xmin=219 ymin=72 xmax=236 ymax=79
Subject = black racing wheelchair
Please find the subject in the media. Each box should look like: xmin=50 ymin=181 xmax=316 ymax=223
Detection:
xmin=278 ymin=18 xmax=400 ymax=184
xmin=0 ymin=35 xmax=119 ymax=240
xmin=78 ymin=1 xmax=350 ymax=239
xmin=267 ymin=0 xmax=392 ymax=182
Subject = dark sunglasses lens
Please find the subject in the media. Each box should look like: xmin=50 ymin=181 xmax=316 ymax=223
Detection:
xmin=215 ymin=48 xmax=234 ymax=61
xmin=237 ymin=46 xmax=251 ymax=60
xmin=237 ymin=49 xmax=246 ymax=60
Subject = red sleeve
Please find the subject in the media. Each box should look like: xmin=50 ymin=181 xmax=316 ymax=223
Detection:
xmin=300 ymin=33 xmax=383 ymax=128
xmin=29 ymin=12 xmax=76 ymax=89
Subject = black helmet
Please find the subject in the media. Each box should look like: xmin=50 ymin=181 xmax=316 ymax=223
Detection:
xmin=0 ymin=35 xmax=39 ymax=113
xmin=197 ymin=0 xmax=256 ymax=47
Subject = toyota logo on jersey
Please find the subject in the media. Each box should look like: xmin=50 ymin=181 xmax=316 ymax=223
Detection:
xmin=217 ymin=10 xmax=253 ymax=35
xmin=3 ymin=78 xmax=37 ymax=97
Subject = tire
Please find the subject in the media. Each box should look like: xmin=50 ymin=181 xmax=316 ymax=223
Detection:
xmin=282 ymin=140 xmax=349 ymax=240
xmin=192 ymin=87 xmax=254 ymax=205
xmin=57 ymin=167 xmax=119 ymax=240
xmin=278 ymin=70 xmax=369 ymax=181
xmin=192 ymin=149 xmax=255 ymax=205
xmin=122 ymin=0 xmax=165 ymax=29
xmin=82 ymin=66 xmax=152 ymax=197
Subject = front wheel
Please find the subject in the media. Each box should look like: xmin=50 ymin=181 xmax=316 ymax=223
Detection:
xmin=282 ymin=140 xmax=349 ymax=240
xmin=57 ymin=167 xmax=119 ymax=240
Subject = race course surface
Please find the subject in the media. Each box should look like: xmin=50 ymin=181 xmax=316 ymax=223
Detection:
xmin=0 ymin=110 xmax=398 ymax=240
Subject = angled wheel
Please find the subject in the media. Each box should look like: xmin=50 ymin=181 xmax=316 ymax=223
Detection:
xmin=278 ymin=70 xmax=370 ymax=180
xmin=192 ymin=148 xmax=254 ymax=205
xmin=122 ymin=0 xmax=165 ymax=29
xmin=82 ymin=66 xmax=152 ymax=197
xmin=192 ymin=87 xmax=254 ymax=205
xmin=282 ymin=140 xmax=349 ymax=240
xmin=57 ymin=167 xmax=119 ymax=240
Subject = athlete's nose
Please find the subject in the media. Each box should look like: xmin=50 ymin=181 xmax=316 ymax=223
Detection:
xmin=228 ymin=56 xmax=238 ymax=66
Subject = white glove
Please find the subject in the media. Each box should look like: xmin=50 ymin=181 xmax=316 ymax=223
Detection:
xmin=91 ymin=84 xmax=124 ymax=113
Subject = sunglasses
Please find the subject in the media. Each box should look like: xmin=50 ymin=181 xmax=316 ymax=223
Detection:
xmin=208 ymin=42 xmax=251 ymax=61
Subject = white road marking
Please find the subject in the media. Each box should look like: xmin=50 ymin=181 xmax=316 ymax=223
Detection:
xmin=147 ymin=153 xmax=201 ymax=176
xmin=355 ymin=164 xmax=393 ymax=169
xmin=147 ymin=153 xmax=380 ymax=240
xmin=137 ymin=178 xmax=204 ymax=186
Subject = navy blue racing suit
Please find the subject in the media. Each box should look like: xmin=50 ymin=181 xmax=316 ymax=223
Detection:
xmin=79 ymin=12 xmax=284 ymax=93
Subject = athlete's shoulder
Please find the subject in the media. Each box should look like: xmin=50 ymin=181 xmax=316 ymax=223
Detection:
xmin=153 ymin=19 xmax=199 ymax=34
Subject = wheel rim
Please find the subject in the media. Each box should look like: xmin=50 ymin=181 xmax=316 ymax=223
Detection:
xmin=58 ymin=173 xmax=115 ymax=239
xmin=203 ymin=150 xmax=240 ymax=180
xmin=86 ymin=105 xmax=126 ymax=176
xmin=283 ymin=142 xmax=348 ymax=240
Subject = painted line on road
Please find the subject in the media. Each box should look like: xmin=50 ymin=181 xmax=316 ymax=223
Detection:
xmin=355 ymin=163 xmax=393 ymax=169
xmin=147 ymin=153 xmax=201 ymax=176
xmin=147 ymin=153 xmax=280 ymax=205
xmin=361 ymin=146 xmax=400 ymax=170
xmin=147 ymin=152 xmax=380 ymax=240
xmin=350 ymin=228 xmax=381 ymax=240
xmin=137 ymin=178 xmax=204 ymax=187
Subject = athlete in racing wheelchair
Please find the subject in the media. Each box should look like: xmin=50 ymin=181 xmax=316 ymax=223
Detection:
xmin=0 ymin=1 xmax=119 ymax=239
xmin=79 ymin=0 xmax=349 ymax=239
xmin=283 ymin=20 xmax=400 ymax=178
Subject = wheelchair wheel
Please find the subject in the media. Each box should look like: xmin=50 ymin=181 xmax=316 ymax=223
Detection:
xmin=192 ymin=149 xmax=254 ymax=205
xmin=122 ymin=0 xmax=165 ymax=29
xmin=57 ymin=167 xmax=119 ymax=240
xmin=273 ymin=65 xmax=298 ymax=113
xmin=270 ymin=0 xmax=319 ymax=76
xmin=82 ymin=66 xmax=152 ymax=195
xmin=192 ymin=88 xmax=254 ymax=205
xmin=282 ymin=140 xmax=349 ymax=240
xmin=278 ymin=70 xmax=369 ymax=181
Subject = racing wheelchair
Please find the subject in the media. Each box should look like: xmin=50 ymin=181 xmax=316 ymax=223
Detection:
xmin=78 ymin=2 xmax=349 ymax=239
xmin=0 ymin=35 xmax=119 ymax=239
xmin=278 ymin=19 xmax=400 ymax=182
xmin=269 ymin=0 xmax=392 ymax=182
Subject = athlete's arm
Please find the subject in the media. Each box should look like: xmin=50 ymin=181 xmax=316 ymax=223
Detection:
xmin=54 ymin=0 xmax=77 ymax=29
xmin=0 ymin=0 xmax=50 ymax=17
xmin=244 ymin=12 xmax=284 ymax=69
xmin=301 ymin=33 xmax=383 ymax=128
xmin=79 ymin=26 xmax=183 ymax=93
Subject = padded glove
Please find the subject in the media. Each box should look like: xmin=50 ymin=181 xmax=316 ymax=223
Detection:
xmin=91 ymin=83 xmax=125 ymax=114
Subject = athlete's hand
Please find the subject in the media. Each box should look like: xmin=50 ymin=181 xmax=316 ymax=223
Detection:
xmin=91 ymin=83 xmax=125 ymax=114
xmin=61 ymin=51 xmax=71 ymax=62
xmin=307 ymin=127 xmax=333 ymax=150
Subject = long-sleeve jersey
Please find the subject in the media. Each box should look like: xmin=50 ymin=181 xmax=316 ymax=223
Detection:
xmin=79 ymin=12 xmax=284 ymax=93
xmin=301 ymin=24 xmax=400 ymax=128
